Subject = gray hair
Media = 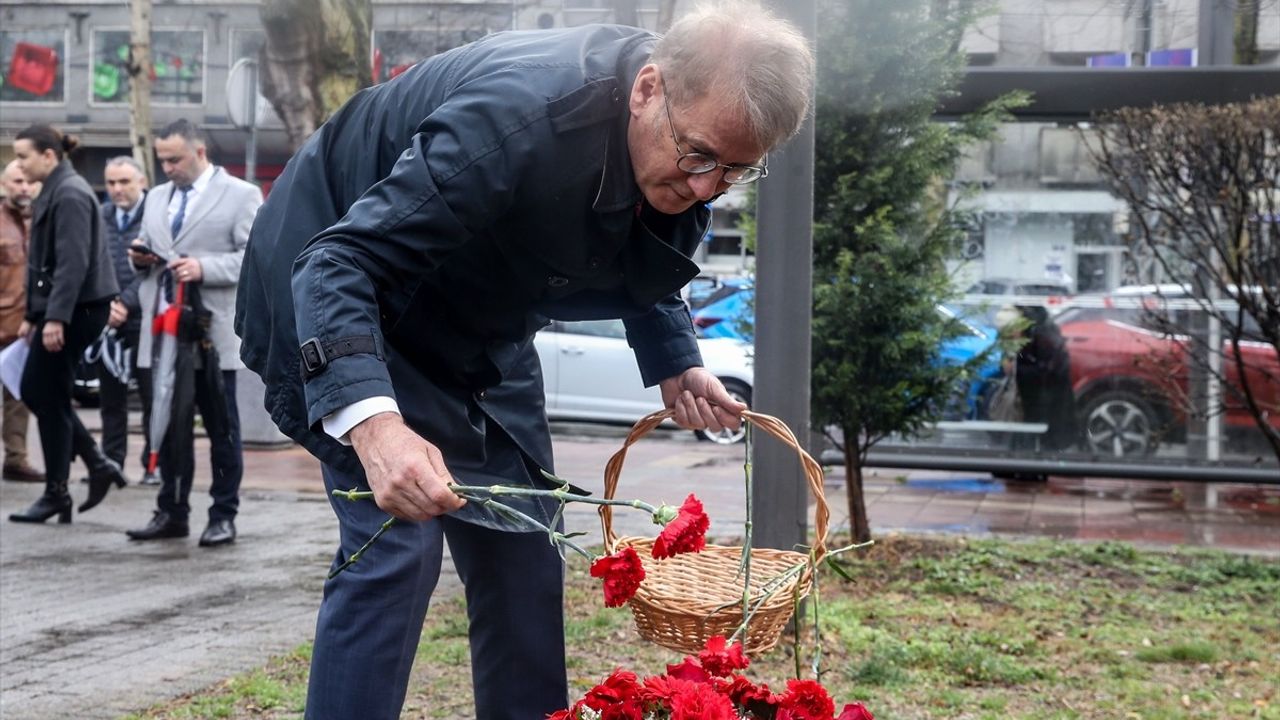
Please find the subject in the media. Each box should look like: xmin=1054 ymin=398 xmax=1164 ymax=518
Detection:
xmin=105 ymin=155 xmax=146 ymax=177
xmin=650 ymin=0 xmax=814 ymax=150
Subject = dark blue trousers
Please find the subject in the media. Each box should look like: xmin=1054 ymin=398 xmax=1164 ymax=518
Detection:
xmin=145 ymin=368 xmax=243 ymax=523
xmin=306 ymin=462 xmax=569 ymax=720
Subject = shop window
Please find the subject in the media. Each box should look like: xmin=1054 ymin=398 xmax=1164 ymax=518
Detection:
xmin=1 ymin=31 xmax=66 ymax=103
xmin=92 ymin=29 xmax=204 ymax=105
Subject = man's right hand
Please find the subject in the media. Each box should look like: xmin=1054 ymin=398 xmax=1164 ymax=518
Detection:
xmin=348 ymin=412 xmax=465 ymax=521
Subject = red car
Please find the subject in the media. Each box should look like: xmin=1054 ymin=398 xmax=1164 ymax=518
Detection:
xmin=1058 ymin=303 xmax=1280 ymax=458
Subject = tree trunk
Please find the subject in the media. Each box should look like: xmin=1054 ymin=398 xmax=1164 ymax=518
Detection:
xmin=843 ymin=430 xmax=871 ymax=544
xmin=128 ymin=0 xmax=153 ymax=186
xmin=260 ymin=0 xmax=372 ymax=153
xmin=1233 ymin=0 xmax=1260 ymax=65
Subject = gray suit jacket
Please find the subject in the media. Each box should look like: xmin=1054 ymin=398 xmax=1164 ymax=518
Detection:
xmin=136 ymin=166 xmax=262 ymax=369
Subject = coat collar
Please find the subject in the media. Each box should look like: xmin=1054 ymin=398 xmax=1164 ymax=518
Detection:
xmin=591 ymin=35 xmax=654 ymax=215
xmin=31 ymin=160 xmax=74 ymax=227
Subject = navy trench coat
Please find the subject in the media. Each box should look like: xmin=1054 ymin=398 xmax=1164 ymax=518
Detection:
xmin=236 ymin=25 xmax=710 ymax=525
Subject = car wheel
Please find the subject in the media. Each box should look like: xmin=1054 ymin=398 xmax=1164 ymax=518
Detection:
xmin=695 ymin=380 xmax=752 ymax=445
xmin=1082 ymin=390 xmax=1158 ymax=458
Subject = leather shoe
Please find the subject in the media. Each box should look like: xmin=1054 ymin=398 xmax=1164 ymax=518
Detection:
xmin=199 ymin=519 xmax=236 ymax=547
xmin=126 ymin=511 xmax=189 ymax=541
xmin=79 ymin=460 xmax=127 ymax=513
xmin=3 ymin=464 xmax=45 ymax=483
xmin=139 ymin=471 xmax=160 ymax=486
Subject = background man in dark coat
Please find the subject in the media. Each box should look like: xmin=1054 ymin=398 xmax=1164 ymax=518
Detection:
xmin=237 ymin=3 xmax=814 ymax=718
xmin=95 ymin=156 xmax=150 ymax=483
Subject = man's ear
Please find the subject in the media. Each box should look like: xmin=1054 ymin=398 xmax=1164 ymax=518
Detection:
xmin=629 ymin=63 xmax=661 ymax=118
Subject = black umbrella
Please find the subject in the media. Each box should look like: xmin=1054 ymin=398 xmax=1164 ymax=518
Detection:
xmin=146 ymin=271 xmax=230 ymax=491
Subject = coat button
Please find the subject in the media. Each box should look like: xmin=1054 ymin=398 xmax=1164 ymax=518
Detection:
xmin=586 ymin=256 xmax=601 ymax=271
xmin=476 ymin=389 xmax=487 ymax=401
xmin=547 ymin=276 xmax=569 ymax=288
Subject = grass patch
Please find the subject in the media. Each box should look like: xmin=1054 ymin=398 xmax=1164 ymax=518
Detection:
xmin=125 ymin=536 xmax=1280 ymax=719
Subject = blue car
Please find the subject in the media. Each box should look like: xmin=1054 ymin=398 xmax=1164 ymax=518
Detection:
xmin=691 ymin=289 xmax=1002 ymax=418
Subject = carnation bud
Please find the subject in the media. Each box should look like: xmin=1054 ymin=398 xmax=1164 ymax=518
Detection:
xmin=652 ymin=504 xmax=679 ymax=525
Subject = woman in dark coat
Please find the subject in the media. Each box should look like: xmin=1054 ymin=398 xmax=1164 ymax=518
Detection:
xmin=9 ymin=125 xmax=124 ymax=524
xmin=1014 ymin=305 xmax=1081 ymax=451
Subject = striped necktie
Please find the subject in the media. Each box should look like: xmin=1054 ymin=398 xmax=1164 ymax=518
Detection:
xmin=170 ymin=186 xmax=191 ymax=237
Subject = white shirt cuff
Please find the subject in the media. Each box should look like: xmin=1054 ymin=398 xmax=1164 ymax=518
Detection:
xmin=322 ymin=396 xmax=401 ymax=446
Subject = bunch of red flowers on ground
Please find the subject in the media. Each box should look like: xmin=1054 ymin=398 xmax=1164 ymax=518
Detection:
xmin=589 ymin=494 xmax=710 ymax=608
xmin=549 ymin=636 xmax=874 ymax=720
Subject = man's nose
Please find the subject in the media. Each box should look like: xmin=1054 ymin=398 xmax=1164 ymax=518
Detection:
xmin=687 ymin=172 xmax=723 ymax=202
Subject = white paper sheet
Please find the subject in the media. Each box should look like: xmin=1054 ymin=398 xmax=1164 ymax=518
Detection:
xmin=0 ymin=339 xmax=30 ymax=400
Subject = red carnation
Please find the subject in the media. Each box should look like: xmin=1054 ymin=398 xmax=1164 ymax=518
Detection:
xmin=666 ymin=656 xmax=710 ymax=683
xmin=640 ymin=675 xmax=698 ymax=706
xmin=778 ymin=678 xmax=836 ymax=720
xmin=590 ymin=547 xmax=646 ymax=608
xmin=718 ymin=674 xmax=779 ymax=714
xmin=698 ymin=635 xmax=750 ymax=677
xmin=837 ymin=703 xmax=875 ymax=720
xmin=652 ymin=494 xmax=709 ymax=559
xmin=669 ymin=680 xmax=738 ymax=720
xmin=582 ymin=669 xmax=642 ymax=711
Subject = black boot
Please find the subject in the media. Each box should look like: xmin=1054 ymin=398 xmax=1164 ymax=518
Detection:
xmin=79 ymin=458 xmax=126 ymax=513
xmin=9 ymin=478 xmax=73 ymax=524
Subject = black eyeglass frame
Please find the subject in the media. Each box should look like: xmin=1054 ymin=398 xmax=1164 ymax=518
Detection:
xmin=659 ymin=77 xmax=768 ymax=186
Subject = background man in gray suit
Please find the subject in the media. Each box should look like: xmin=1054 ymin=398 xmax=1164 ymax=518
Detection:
xmin=126 ymin=119 xmax=263 ymax=547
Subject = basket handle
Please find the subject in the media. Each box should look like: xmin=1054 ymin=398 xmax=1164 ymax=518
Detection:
xmin=600 ymin=409 xmax=829 ymax=563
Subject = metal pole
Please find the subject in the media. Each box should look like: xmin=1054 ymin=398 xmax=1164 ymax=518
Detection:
xmin=751 ymin=0 xmax=816 ymax=553
xmin=246 ymin=61 xmax=258 ymax=185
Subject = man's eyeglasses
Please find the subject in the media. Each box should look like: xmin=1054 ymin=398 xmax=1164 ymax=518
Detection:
xmin=661 ymin=78 xmax=767 ymax=186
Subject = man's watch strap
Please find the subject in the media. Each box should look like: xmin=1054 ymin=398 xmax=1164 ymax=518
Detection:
xmin=300 ymin=335 xmax=379 ymax=378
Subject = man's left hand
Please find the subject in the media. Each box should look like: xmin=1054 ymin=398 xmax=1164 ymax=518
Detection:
xmin=169 ymin=257 xmax=203 ymax=283
xmin=659 ymin=367 xmax=747 ymax=434
xmin=108 ymin=299 xmax=129 ymax=328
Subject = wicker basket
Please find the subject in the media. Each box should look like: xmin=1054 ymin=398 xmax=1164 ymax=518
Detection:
xmin=600 ymin=409 xmax=829 ymax=655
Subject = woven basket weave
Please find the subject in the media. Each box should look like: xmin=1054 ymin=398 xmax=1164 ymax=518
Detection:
xmin=600 ymin=409 xmax=829 ymax=655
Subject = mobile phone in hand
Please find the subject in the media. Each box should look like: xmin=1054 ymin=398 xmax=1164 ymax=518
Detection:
xmin=130 ymin=244 xmax=167 ymax=263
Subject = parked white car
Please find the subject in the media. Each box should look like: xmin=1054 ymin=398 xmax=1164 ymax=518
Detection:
xmin=534 ymin=319 xmax=754 ymax=444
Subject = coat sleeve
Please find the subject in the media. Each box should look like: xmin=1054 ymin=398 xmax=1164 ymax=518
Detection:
xmin=624 ymin=296 xmax=703 ymax=387
xmin=44 ymin=189 xmax=96 ymax=324
xmin=200 ymin=183 xmax=261 ymax=287
xmin=292 ymin=79 xmax=548 ymax=427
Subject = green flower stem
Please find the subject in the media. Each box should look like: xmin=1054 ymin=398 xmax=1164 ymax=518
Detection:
xmin=451 ymin=484 xmax=661 ymax=516
xmin=326 ymin=482 xmax=656 ymax=578
xmin=332 ymin=485 xmax=662 ymax=516
xmin=327 ymin=516 xmax=398 ymax=580
xmin=472 ymin=497 xmax=595 ymax=563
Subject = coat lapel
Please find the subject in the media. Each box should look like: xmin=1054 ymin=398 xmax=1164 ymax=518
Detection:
xmin=173 ymin=168 xmax=228 ymax=247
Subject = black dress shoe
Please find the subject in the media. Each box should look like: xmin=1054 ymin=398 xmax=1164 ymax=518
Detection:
xmin=199 ymin=519 xmax=236 ymax=547
xmin=126 ymin=511 xmax=189 ymax=540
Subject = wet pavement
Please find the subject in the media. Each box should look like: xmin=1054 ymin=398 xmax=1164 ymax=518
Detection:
xmin=1 ymin=413 xmax=1277 ymax=719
